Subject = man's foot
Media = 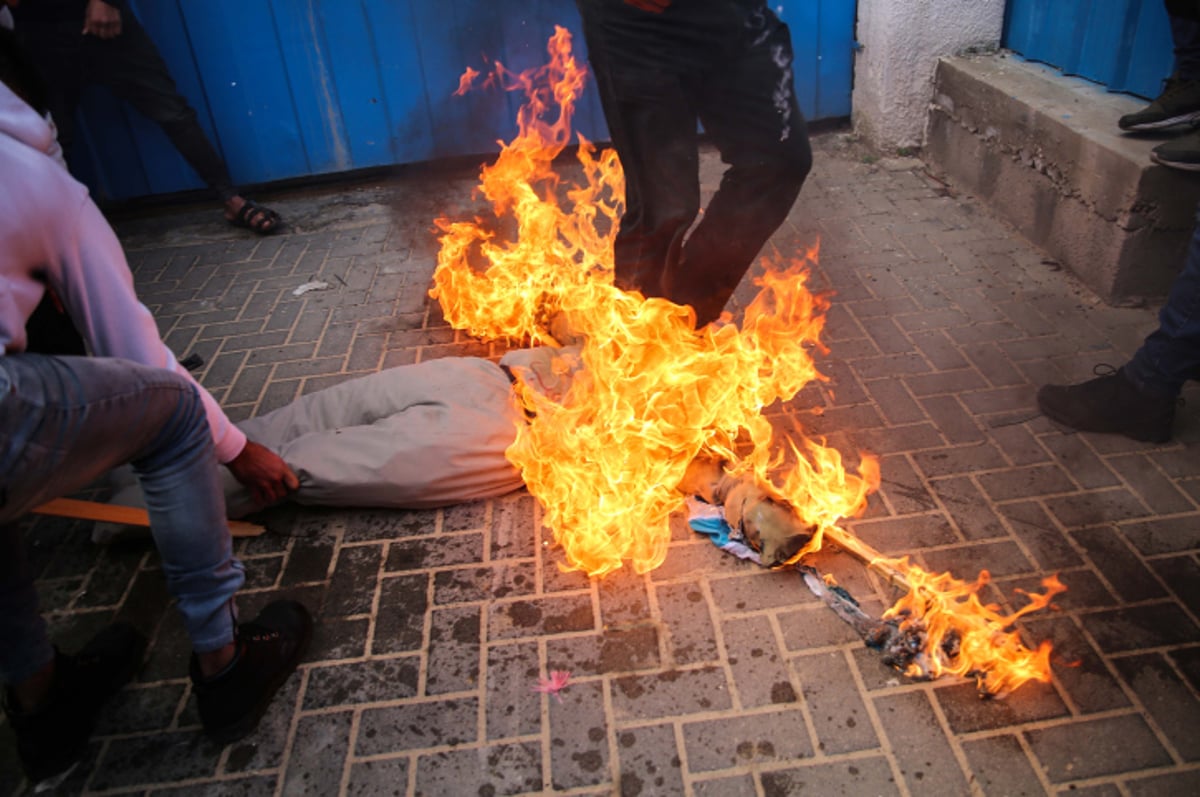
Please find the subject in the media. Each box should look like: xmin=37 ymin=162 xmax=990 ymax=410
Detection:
xmin=189 ymin=600 xmax=312 ymax=744
xmin=1151 ymin=129 xmax=1200 ymax=171
xmin=224 ymin=196 xmax=282 ymax=235
xmin=1036 ymin=366 xmax=1176 ymax=443
xmin=1119 ymin=76 xmax=1200 ymax=131
xmin=2 ymin=624 xmax=147 ymax=789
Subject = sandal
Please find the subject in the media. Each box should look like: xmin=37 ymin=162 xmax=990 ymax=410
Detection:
xmin=228 ymin=199 xmax=282 ymax=235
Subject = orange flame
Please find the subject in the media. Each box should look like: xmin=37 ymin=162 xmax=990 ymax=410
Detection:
xmin=879 ymin=567 xmax=1067 ymax=695
xmin=433 ymin=27 xmax=1063 ymax=694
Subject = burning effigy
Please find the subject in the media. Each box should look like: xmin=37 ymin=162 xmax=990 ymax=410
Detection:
xmin=434 ymin=27 xmax=1067 ymax=697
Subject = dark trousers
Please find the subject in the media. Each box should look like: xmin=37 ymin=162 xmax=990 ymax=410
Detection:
xmin=576 ymin=0 xmax=813 ymax=327
xmin=1127 ymin=202 xmax=1200 ymax=395
xmin=16 ymin=10 xmax=235 ymax=199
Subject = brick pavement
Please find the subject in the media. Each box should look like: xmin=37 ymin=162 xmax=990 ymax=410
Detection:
xmin=2 ymin=133 xmax=1198 ymax=796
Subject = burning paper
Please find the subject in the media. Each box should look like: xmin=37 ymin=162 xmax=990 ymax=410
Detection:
xmin=433 ymin=26 xmax=1064 ymax=696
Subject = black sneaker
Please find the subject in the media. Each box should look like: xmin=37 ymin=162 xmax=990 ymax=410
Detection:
xmin=1119 ymin=76 xmax=1200 ymax=131
xmin=2 ymin=623 xmax=147 ymax=789
xmin=189 ymin=600 xmax=312 ymax=744
xmin=1036 ymin=365 xmax=1176 ymax=443
xmin=1151 ymin=129 xmax=1200 ymax=171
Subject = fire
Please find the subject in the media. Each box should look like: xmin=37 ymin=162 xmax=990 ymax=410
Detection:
xmin=432 ymin=27 xmax=1063 ymax=694
xmin=877 ymin=565 xmax=1067 ymax=696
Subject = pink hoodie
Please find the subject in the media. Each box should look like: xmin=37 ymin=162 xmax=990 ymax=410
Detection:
xmin=0 ymin=81 xmax=247 ymax=462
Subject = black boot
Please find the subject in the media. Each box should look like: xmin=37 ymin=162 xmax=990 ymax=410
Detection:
xmin=189 ymin=600 xmax=312 ymax=744
xmin=3 ymin=623 xmax=147 ymax=788
xmin=1036 ymin=366 xmax=1177 ymax=443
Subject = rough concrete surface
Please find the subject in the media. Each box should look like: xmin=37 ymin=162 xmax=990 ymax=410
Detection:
xmin=926 ymin=53 xmax=1200 ymax=305
xmin=1 ymin=132 xmax=1198 ymax=796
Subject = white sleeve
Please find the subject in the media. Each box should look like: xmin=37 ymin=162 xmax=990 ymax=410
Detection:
xmin=51 ymin=191 xmax=247 ymax=463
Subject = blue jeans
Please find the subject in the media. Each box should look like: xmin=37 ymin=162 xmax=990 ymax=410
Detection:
xmin=0 ymin=355 xmax=244 ymax=684
xmin=1126 ymin=205 xmax=1200 ymax=395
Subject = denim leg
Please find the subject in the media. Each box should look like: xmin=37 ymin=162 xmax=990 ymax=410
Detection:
xmin=0 ymin=356 xmax=243 ymax=680
xmin=88 ymin=14 xmax=236 ymax=200
xmin=1168 ymin=1 xmax=1200 ymax=78
xmin=1126 ymin=207 xmax=1200 ymax=395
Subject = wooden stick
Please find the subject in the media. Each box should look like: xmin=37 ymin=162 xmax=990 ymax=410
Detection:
xmin=31 ymin=497 xmax=266 ymax=538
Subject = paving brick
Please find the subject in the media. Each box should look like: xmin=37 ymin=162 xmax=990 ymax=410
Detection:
xmin=960 ymin=734 xmax=1046 ymax=797
xmin=326 ymin=544 xmax=384 ymax=617
xmin=373 ymin=573 xmax=428 ymax=655
xmin=1079 ymin=603 xmax=1200 ymax=654
xmin=1071 ymin=527 xmax=1167 ymax=603
xmin=548 ymin=680 xmax=610 ymax=788
xmin=721 ymin=614 xmax=796 ymax=709
xmin=978 ymin=464 xmax=1077 ymax=502
xmin=615 ymin=723 xmax=685 ymax=795
xmin=282 ymin=711 xmax=353 ymax=795
xmin=921 ymin=539 xmax=1036 ymax=580
xmin=1026 ymin=714 xmax=1173 ymax=783
xmin=611 ymin=667 xmax=732 ymax=721
xmin=414 ymin=741 xmax=543 ymax=795
xmin=433 ymin=561 xmax=537 ymax=604
xmin=1120 ymin=515 xmax=1200 ymax=555
xmin=848 ymin=514 xmax=960 ymax=556
xmin=547 ymin=626 xmax=661 ymax=679
xmin=1125 ymin=768 xmax=1200 ymax=796
xmin=911 ymin=442 xmax=1011 ymax=477
xmin=759 ymin=755 xmax=900 ymax=796
xmin=304 ymin=657 xmax=419 ymax=710
xmin=1019 ymin=617 xmax=1130 ymax=715
xmin=657 ymin=582 xmax=719 ymax=666
xmin=485 ymin=641 xmax=541 ymax=740
xmin=791 ymin=650 xmax=878 ymax=754
xmin=1040 ymin=434 xmax=1121 ymax=490
xmin=683 ymin=709 xmax=813 ymax=773
xmin=996 ymin=501 xmax=1084 ymax=571
xmin=930 ymin=476 xmax=1008 ymax=541
xmin=427 ymin=605 xmax=482 ymax=695
xmin=1113 ymin=653 xmax=1200 ymax=761
xmin=386 ymin=532 xmax=484 ymax=572
xmin=90 ymin=731 xmax=224 ymax=791
xmin=358 ymin=697 xmax=479 ymax=756
xmin=1046 ymin=488 xmax=1154 ymax=528
xmin=344 ymin=757 xmax=410 ymax=796
xmin=489 ymin=594 xmax=595 ymax=640
xmin=1108 ymin=453 xmax=1197 ymax=514
xmin=1152 ymin=555 xmax=1200 ymax=619
xmin=874 ymin=690 xmax=971 ymax=794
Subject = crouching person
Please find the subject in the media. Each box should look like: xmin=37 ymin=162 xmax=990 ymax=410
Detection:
xmin=0 ymin=27 xmax=309 ymax=788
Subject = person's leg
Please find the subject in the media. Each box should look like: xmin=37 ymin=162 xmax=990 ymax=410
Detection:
xmin=1125 ymin=206 xmax=1200 ymax=393
xmin=1168 ymin=0 xmax=1200 ymax=77
xmin=1036 ymin=207 xmax=1198 ymax=442
xmin=576 ymin=0 xmax=703 ymax=301
xmin=85 ymin=16 xmax=236 ymax=201
xmin=0 ymin=354 xmax=239 ymax=782
xmin=670 ymin=5 xmax=813 ymax=326
xmin=0 ymin=355 xmax=244 ymax=653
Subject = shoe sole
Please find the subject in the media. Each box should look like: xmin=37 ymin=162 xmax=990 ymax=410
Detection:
xmin=1120 ymin=110 xmax=1200 ymax=131
xmin=1038 ymin=400 xmax=1173 ymax=444
xmin=1150 ymin=152 xmax=1200 ymax=171
xmin=204 ymin=614 xmax=313 ymax=745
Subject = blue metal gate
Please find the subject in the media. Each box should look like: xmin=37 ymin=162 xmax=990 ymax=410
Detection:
xmin=66 ymin=0 xmax=858 ymax=202
xmin=1003 ymin=0 xmax=1173 ymax=99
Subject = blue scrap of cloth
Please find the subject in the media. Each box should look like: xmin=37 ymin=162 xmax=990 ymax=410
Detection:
xmin=685 ymin=497 xmax=762 ymax=566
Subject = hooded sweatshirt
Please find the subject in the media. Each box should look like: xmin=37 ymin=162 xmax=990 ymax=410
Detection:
xmin=0 ymin=81 xmax=247 ymax=462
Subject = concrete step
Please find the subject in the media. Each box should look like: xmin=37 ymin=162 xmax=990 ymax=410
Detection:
xmin=925 ymin=53 xmax=1200 ymax=305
